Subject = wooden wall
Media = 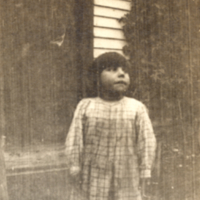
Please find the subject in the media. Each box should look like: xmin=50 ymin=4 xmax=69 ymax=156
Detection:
xmin=0 ymin=0 xmax=81 ymax=148
xmin=93 ymin=0 xmax=131 ymax=58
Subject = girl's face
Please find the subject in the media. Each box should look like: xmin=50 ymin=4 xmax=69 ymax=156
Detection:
xmin=100 ymin=66 xmax=130 ymax=99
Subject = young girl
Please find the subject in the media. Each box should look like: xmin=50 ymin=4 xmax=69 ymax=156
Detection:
xmin=65 ymin=52 xmax=156 ymax=200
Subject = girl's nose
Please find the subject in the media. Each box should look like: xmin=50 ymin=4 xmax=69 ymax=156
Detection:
xmin=117 ymin=67 xmax=125 ymax=76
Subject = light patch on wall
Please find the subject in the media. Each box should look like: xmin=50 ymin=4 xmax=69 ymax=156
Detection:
xmin=22 ymin=43 xmax=31 ymax=58
xmin=50 ymin=33 xmax=65 ymax=47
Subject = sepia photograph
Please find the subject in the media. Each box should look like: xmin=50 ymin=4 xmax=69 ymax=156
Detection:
xmin=0 ymin=0 xmax=200 ymax=199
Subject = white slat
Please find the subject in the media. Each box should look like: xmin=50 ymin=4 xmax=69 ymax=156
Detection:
xmin=94 ymin=16 xmax=123 ymax=29
xmin=94 ymin=49 xmax=124 ymax=58
xmin=93 ymin=0 xmax=130 ymax=59
xmin=94 ymin=0 xmax=131 ymax=11
xmin=94 ymin=6 xmax=127 ymax=19
xmin=94 ymin=38 xmax=126 ymax=49
xmin=94 ymin=27 xmax=125 ymax=39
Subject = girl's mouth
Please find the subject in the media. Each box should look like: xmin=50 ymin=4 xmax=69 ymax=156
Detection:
xmin=115 ymin=81 xmax=127 ymax=85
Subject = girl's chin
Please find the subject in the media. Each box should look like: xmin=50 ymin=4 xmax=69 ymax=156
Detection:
xmin=113 ymin=88 xmax=127 ymax=94
xmin=113 ymin=85 xmax=128 ymax=93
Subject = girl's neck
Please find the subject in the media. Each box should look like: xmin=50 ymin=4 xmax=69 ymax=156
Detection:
xmin=99 ymin=91 xmax=124 ymax=102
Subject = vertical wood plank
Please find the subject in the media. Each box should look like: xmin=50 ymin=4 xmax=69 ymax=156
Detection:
xmin=1 ymin=0 xmax=78 ymax=148
xmin=0 ymin=3 xmax=9 ymax=199
xmin=75 ymin=0 xmax=94 ymax=98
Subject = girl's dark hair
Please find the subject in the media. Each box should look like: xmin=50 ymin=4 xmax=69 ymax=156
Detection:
xmin=86 ymin=52 xmax=130 ymax=97
xmin=92 ymin=52 xmax=130 ymax=75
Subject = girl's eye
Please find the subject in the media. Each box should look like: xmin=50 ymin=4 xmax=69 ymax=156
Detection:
xmin=106 ymin=67 xmax=115 ymax=71
xmin=123 ymin=68 xmax=129 ymax=73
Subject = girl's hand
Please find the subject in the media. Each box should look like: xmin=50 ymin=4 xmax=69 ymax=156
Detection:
xmin=140 ymin=178 xmax=151 ymax=199
xmin=70 ymin=166 xmax=81 ymax=176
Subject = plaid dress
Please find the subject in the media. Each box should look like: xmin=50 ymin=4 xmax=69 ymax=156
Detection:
xmin=65 ymin=97 xmax=156 ymax=200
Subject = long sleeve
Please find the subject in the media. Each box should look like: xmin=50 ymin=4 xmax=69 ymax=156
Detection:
xmin=136 ymin=104 xmax=156 ymax=178
xmin=65 ymin=99 xmax=89 ymax=167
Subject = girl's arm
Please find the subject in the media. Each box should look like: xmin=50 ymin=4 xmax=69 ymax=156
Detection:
xmin=136 ymin=104 xmax=156 ymax=197
xmin=136 ymin=104 xmax=157 ymax=178
xmin=65 ymin=99 xmax=89 ymax=172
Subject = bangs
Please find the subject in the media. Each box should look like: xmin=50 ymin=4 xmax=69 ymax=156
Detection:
xmin=93 ymin=52 xmax=130 ymax=74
